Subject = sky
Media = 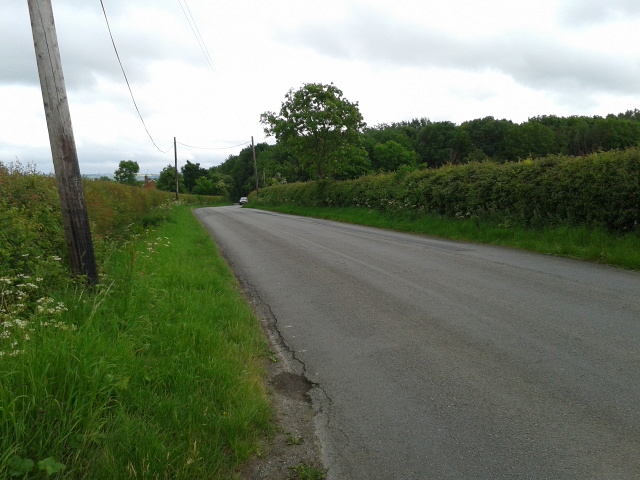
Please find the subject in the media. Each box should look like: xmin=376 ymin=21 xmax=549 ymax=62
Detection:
xmin=2 ymin=0 xmax=640 ymax=176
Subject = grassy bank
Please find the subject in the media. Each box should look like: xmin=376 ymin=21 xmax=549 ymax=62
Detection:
xmin=247 ymin=204 xmax=640 ymax=270
xmin=1 ymin=205 xmax=271 ymax=479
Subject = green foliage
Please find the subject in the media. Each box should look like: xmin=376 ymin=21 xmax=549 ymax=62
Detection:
xmin=191 ymin=171 xmax=233 ymax=197
xmin=215 ymin=109 xmax=640 ymax=199
xmin=0 ymin=162 xmax=67 ymax=278
xmin=213 ymin=143 xmax=275 ymax=199
xmin=216 ymin=107 xmax=640 ymax=200
xmin=289 ymin=464 xmax=327 ymax=479
xmin=38 ymin=457 xmax=67 ymax=475
xmin=372 ymin=140 xmax=419 ymax=172
xmin=156 ymin=164 xmax=185 ymax=193
xmin=261 ymin=83 xmax=370 ymax=180
xmin=250 ymin=148 xmax=640 ymax=235
xmin=416 ymin=121 xmax=471 ymax=167
xmin=114 ymin=160 xmax=141 ymax=186
xmin=0 ymin=161 xmax=222 ymax=281
xmin=0 ymin=205 xmax=272 ymax=479
xmin=253 ymin=143 xmax=302 ymax=186
xmin=8 ymin=457 xmax=35 ymax=477
xmin=363 ymin=112 xmax=640 ymax=168
xmin=180 ymin=160 xmax=207 ymax=193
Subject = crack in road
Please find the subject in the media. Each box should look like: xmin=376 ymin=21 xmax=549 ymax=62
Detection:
xmin=239 ymin=276 xmax=334 ymax=475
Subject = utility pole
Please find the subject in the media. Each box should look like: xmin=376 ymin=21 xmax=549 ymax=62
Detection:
xmin=174 ymin=137 xmax=179 ymax=200
xmin=251 ymin=136 xmax=259 ymax=193
xmin=28 ymin=0 xmax=98 ymax=284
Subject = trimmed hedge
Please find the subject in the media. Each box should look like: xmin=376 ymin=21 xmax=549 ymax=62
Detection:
xmin=250 ymin=148 xmax=640 ymax=234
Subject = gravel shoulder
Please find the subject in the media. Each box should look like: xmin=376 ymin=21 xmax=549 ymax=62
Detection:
xmin=238 ymin=281 xmax=326 ymax=480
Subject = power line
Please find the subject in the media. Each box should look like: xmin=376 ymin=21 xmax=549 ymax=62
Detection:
xmin=177 ymin=0 xmax=217 ymax=74
xmin=99 ymin=0 xmax=171 ymax=154
xmin=176 ymin=140 xmax=250 ymax=150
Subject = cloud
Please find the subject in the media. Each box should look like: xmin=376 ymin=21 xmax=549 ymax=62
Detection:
xmin=558 ymin=0 xmax=640 ymax=26
xmin=3 ymin=0 xmax=639 ymax=175
xmin=1 ymin=1 xmax=202 ymax=91
xmin=278 ymin=4 xmax=640 ymax=100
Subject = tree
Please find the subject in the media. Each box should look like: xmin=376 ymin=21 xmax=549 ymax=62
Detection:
xmin=213 ymin=144 xmax=268 ymax=198
xmin=192 ymin=171 xmax=233 ymax=197
xmin=114 ymin=160 xmax=140 ymax=186
xmin=156 ymin=165 xmax=185 ymax=193
xmin=460 ymin=117 xmax=515 ymax=161
xmin=372 ymin=140 xmax=419 ymax=172
xmin=260 ymin=83 xmax=370 ymax=180
xmin=415 ymin=121 xmax=470 ymax=167
xmin=181 ymin=160 xmax=207 ymax=193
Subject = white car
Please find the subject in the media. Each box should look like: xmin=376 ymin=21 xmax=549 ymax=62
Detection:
xmin=239 ymin=196 xmax=248 ymax=205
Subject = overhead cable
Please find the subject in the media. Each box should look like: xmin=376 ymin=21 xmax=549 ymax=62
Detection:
xmin=176 ymin=140 xmax=250 ymax=150
xmin=99 ymin=0 xmax=172 ymax=153
xmin=177 ymin=0 xmax=217 ymax=74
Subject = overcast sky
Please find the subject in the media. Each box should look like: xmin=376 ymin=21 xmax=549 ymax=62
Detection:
xmin=2 ymin=0 xmax=640 ymax=175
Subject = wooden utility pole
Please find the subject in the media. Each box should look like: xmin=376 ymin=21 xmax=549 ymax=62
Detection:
xmin=174 ymin=137 xmax=179 ymax=200
xmin=251 ymin=136 xmax=259 ymax=193
xmin=28 ymin=0 xmax=98 ymax=284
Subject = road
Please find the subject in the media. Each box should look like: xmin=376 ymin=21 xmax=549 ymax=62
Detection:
xmin=194 ymin=206 xmax=640 ymax=480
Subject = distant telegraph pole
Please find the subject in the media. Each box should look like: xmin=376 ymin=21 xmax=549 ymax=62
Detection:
xmin=251 ymin=136 xmax=259 ymax=193
xmin=28 ymin=0 xmax=98 ymax=284
xmin=174 ymin=137 xmax=179 ymax=200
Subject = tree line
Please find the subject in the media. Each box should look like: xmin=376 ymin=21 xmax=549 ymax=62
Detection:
xmin=111 ymin=83 xmax=640 ymax=201
xmin=214 ymin=84 xmax=640 ymax=199
xmin=108 ymin=159 xmax=234 ymax=199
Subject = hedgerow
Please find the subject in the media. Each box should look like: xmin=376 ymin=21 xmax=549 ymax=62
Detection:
xmin=0 ymin=161 xmax=224 ymax=278
xmin=251 ymin=148 xmax=640 ymax=234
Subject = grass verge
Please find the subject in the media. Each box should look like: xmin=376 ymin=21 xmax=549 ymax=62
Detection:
xmin=1 ymin=205 xmax=271 ymax=479
xmin=247 ymin=204 xmax=640 ymax=270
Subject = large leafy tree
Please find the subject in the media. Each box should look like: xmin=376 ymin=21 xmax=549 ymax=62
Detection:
xmin=181 ymin=160 xmax=207 ymax=193
xmin=114 ymin=160 xmax=140 ymax=186
xmin=260 ymin=83 xmax=370 ymax=180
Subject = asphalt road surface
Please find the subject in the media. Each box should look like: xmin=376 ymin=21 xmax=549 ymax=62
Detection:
xmin=195 ymin=206 xmax=640 ymax=480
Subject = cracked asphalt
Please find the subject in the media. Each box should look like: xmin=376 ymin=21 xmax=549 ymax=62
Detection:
xmin=195 ymin=206 xmax=640 ymax=480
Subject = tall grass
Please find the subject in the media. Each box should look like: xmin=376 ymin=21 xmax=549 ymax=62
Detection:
xmin=1 ymin=161 xmax=271 ymax=479
xmin=0 ymin=161 xmax=226 ymax=278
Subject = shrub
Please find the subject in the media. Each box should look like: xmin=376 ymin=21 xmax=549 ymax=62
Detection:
xmin=250 ymin=148 xmax=640 ymax=234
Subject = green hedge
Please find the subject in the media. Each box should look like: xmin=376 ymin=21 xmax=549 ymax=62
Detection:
xmin=0 ymin=162 xmax=226 ymax=278
xmin=250 ymin=148 xmax=640 ymax=234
